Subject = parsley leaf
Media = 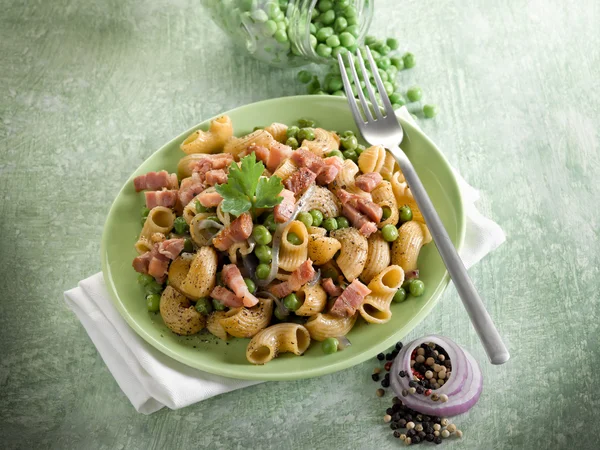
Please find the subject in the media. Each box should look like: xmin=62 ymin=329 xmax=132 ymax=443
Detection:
xmin=215 ymin=154 xmax=284 ymax=217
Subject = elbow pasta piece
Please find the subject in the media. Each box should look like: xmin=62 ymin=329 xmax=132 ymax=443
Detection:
xmin=358 ymin=145 xmax=386 ymax=174
xmin=279 ymin=220 xmax=309 ymax=272
xmin=136 ymin=206 xmax=175 ymax=253
xmin=331 ymin=227 xmax=368 ymax=282
xmin=308 ymin=226 xmax=327 ymax=237
xmin=219 ymin=298 xmax=274 ymax=338
xmin=180 ymin=115 xmax=233 ymax=155
xmin=380 ymin=151 xmax=399 ymax=181
xmin=307 ymin=235 xmax=341 ymax=266
xmin=272 ymin=157 xmax=298 ymax=181
xmin=329 ymin=159 xmax=369 ymax=197
xmin=295 ymin=283 xmax=327 ymax=316
xmin=360 ymin=231 xmax=391 ymax=284
xmin=302 ymin=128 xmax=340 ymax=157
xmin=224 ymin=129 xmax=275 ymax=159
xmin=305 ymin=312 xmax=358 ymax=341
xmin=391 ymin=173 xmax=424 ymax=223
xmin=301 ymin=186 xmax=341 ymax=218
xmin=371 ymin=181 xmax=399 ymax=228
xmin=359 ymin=265 xmax=405 ymax=324
xmin=174 ymin=246 xmax=218 ymax=300
xmin=167 ymin=253 xmax=194 ymax=292
xmin=150 ymin=232 xmax=166 ymax=244
xmin=246 ymin=323 xmax=311 ymax=364
xmin=159 ymin=286 xmax=205 ymax=335
xmin=391 ymin=221 xmax=430 ymax=272
xmin=183 ymin=194 xmax=213 ymax=224
xmin=206 ymin=311 xmax=229 ymax=341
xmin=227 ymin=240 xmax=254 ymax=265
xmin=264 ymin=122 xmax=288 ymax=143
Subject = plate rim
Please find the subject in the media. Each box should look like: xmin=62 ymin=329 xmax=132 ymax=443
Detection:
xmin=100 ymin=95 xmax=466 ymax=381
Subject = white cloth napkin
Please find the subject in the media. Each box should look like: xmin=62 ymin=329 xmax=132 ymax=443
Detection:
xmin=64 ymin=107 xmax=505 ymax=414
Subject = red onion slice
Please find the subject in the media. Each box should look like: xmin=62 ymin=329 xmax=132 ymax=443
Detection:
xmin=336 ymin=335 xmax=352 ymax=350
xmin=390 ymin=335 xmax=482 ymax=417
xmin=308 ymin=269 xmax=321 ymax=287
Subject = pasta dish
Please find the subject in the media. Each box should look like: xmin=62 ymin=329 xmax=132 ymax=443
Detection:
xmin=132 ymin=116 xmax=431 ymax=364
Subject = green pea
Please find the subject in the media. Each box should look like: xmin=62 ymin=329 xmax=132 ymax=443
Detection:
xmin=347 ymin=15 xmax=358 ymax=26
xmin=307 ymin=76 xmax=321 ymax=94
xmin=328 ymin=75 xmax=343 ymax=92
xmin=252 ymin=225 xmax=272 ymax=245
xmin=409 ymin=279 xmax=425 ymax=297
xmin=138 ymin=273 xmax=154 ymax=286
xmin=386 ymin=38 xmax=399 ymax=50
xmin=326 ymin=150 xmax=344 ymax=159
xmin=381 ymin=224 xmax=399 ymax=242
xmin=310 ymin=209 xmax=324 ymax=226
xmin=298 ymin=211 xmax=314 ymax=228
xmin=250 ymin=9 xmax=268 ymax=23
xmin=316 ymin=26 xmax=334 ymax=42
xmin=334 ymin=16 xmax=347 ymax=32
xmin=356 ymin=144 xmax=366 ymax=155
xmin=244 ymin=278 xmax=256 ymax=294
xmin=403 ymin=52 xmax=416 ymax=69
xmin=194 ymin=200 xmax=206 ymax=213
xmin=274 ymin=306 xmax=289 ymax=321
xmin=256 ymin=263 xmax=271 ymax=280
xmin=335 ymin=0 xmax=350 ymax=8
xmin=322 ymin=337 xmax=339 ymax=354
xmin=336 ymin=216 xmax=350 ymax=229
xmin=332 ymin=90 xmax=345 ymax=96
xmin=263 ymin=213 xmax=277 ymax=232
xmin=399 ymin=205 xmax=413 ymax=223
xmin=392 ymin=288 xmax=407 ymax=303
xmin=331 ymin=46 xmax=348 ymax=58
xmin=344 ymin=5 xmax=357 ymax=17
xmin=339 ymin=31 xmax=356 ymax=48
xmin=309 ymin=23 xmax=317 ymax=34
xmin=319 ymin=9 xmax=335 ymax=25
xmin=183 ymin=238 xmax=194 ymax=253
xmin=322 ymin=217 xmax=338 ymax=231
xmin=345 ymin=24 xmax=359 ymax=37
xmin=311 ymin=6 xmax=320 ymax=20
xmin=365 ymin=35 xmax=377 ymax=46
xmin=381 ymin=206 xmax=392 ymax=220
xmin=145 ymin=280 xmax=163 ymax=295
xmin=262 ymin=20 xmax=277 ymax=37
xmin=274 ymin=29 xmax=288 ymax=43
xmin=318 ymin=0 xmax=334 ymax=12
xmin=316 ymin=43 xmax=333 ymax=58
xmin=314 ymin=22 xmax=323 ymax=31
xmin=423 ymin=104 xmax=438 ymax=118
xmin=297 ymin=71 xmax=312 ymax=84
xmin=286 ymin=137 xmax=299 ymax=149
xmin=212 ymin=298 xmax=226 ymax=311
xmin=240 ymin=0 xmax=256 ymax=12
xmin=146 ymin=294 xmax=160 ymax=312
xmin=173 ymin=216 xmax=189 ymax=235
xmin=195 ymin=297 xmax=213 ymax=315
xmin=282 ymin=293 xmax=300 ymax=311
xmin=310 ymin=34 xmax=318 ymax=48
xmin=390 ymin=56 xmax=404 ymax=70
xmin=287 ymin=232 xmax=303 ymax=245
xmin=369 ymin=49 xmax=381 ymax=61
xmin=276 ymin=19 xmax=286 ymax=29
xmin=255 ymin=244 xmax=272 ymax=263
xmin=341 ymin=130 xmax=353 ymax=137
xmin=340 ymin=135 xmax=358 ymax=150
xmin=389 ymin=92 xmax=403 ymax=105
xmin=141 ymin=207 xmax=150 ymax=218
xmin=407 ymin=86 xmax=422 ymax=102
xmin=376 ymin=69 xmax=389 ymax=82
xmin=377 ymin=57 xmax=391 ymax=70
xmin=342 ymin=149 xmax=357 ymax=162
xmin=297 ymin=128 xmax=316 ymax=142
xmin=326 ymin=35 xmax=341 ymax=48
xmin=298 ymin=118 xmax=316 ymax=128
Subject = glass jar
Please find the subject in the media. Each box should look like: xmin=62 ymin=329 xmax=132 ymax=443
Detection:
xmin=200 ymin=0 xmax=374 ymax=68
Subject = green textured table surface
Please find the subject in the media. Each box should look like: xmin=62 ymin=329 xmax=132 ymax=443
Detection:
xmin=1 ymin=1 xmax=598 ymax=449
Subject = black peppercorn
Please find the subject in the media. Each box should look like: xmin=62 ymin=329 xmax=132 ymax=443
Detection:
xmin=392 ymin=396 xmax=401 ymax=404
xmin=386 ymin=407 xmax=393 ymax=415
xmin=372 ymin=373 xmax=380 ymax=382
xmin=412 ymin=436 xmax=421 ymax=444
xmin=418 ymin=431 xmax=426 ymax=439
xmin=405 ymin=414 xmax=413 ymax=421
xmin=395 ymin=342 xmax=403 ymax=350
xmin=399 ymin=370 xmax=407 ymax=378
xmin=377 ymin=353 xmax=385 ymax=361
xmin=433 ymin=416 xmax=441 ymax=424
xmin=444 ymin=360 xmax=452 ymax=369
xmin=416 ymin=387 xmax=424 ymax=395
xmin=397 ymin=419 xmax=407 ymax=428
xmin=390 ymin=422 xmax=398 ymax=430
xmin=381 ymin=379 xmax=390 ymax=388
xmin=392 ymin=413 xmax=401 ymax=422
xmin=393 ymin=430 xmax=401 ymax=438
xmin=425 ymin=434 xmax=434 ymax=442
xmin=392 ymin=403 xmax=402 ymax=413
xmin=434 ymin=436 xmax=442 ymax=444
xmin=408 ymin=380 xmax=417 ymax=388
xmin=406 ymin=429 xmax=416 ymax=437
xmin=385 ymin=353 xmax=393 ymax=361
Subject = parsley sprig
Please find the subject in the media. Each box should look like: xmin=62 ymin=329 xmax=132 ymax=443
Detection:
xmin=215 ymin=153 xmax=284 ymax=218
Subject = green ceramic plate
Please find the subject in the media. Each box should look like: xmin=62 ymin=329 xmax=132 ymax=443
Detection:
xmin=101 ymin=95 xmax=465 ymax=381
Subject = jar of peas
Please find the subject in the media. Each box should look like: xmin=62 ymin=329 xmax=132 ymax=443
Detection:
xmin=200 ymin=0 xmax=374 ymax=67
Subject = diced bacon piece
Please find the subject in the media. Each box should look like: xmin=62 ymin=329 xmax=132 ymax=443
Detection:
xmin=212 ymin=212 xmax=253 ymax=251
xmin=322 ymin=278 xmax=343 ymax=297
xmin=274 ymin=189 xmax=295 ymax=224
xmin=323 ymin=156 xmax=343 ymax=171
xmin=191 ymin=154 xmax=234 ymax=174
xmin=342 ymin=204 xmax=377 ymax=238
xmin=269 ymin=260 xmax=315 ymax=298
xmin=134 ymin=170 xmax=178 ymax=192
xmin=330 ymin=279 xmax=371 ymax=317
xmin=249 ymin=144 xmax=270 ymax=167
xmin=157 ymin=238 xmax=184 ymax=259
xmin=221 ymin=264 xmax=259 ymax=307
xmin=147 ymin=254 xmax=170 ymax=284
xmin=211 ymin=286 xmax=244 ymax=308
xmin=197 ymin=190 xmax=223 ymax=208
xmin=284 ymin=166 xmax=316 ymax=195
xmin=337 ymin=189 xmax=382 ymax=223
xmin=355 ymin=172 xmax=383 ymax=193
xmin=179 ymin=173 xmax=205 ymax=207
xmin=132 ymin=251 xmax=152 ymax=274
xmin=268 ymin=142 xmax=293 ymax=172
xmin=316 ymin=164 xmax=338 ymax=185
xmin=145 ymin=190 xmax=178 ymax=209
xmin=290 ymin=148 xmax=325 ymax=173
xmin=205 ymin=169 xmax=228 ymax=186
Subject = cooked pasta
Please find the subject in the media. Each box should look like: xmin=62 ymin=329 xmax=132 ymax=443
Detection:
xmin=360 ymin=231 xmax=391 ymax=284
xmin=295 ymin=283 xmax=327 ymax=316
xmin=358 ymin=145 xmax=386 ymax=174
xmin=391 ymin=221 xmax=430 ymax=272
xmin=301 ymin=186 xmax=341 ymax=218
xmin=307 ymin=234 xmax=341 ymax=265
xmin=305 ymin=313 xmax=358 ymax=341
xmin=206 ymin=311 xmax=229 ymax=341
xmin=380 ymin=151 xmax=399 ymax=181
xmin=177 ymin=246 xmax=218 ymax=299
xmin=224 ymin=129 xmax=275 ymax=158
xmin=391 ymin=173 xmax=424 ymax=223
xmin=180 ymin=115 xmax=233 ymax=155
xmin=136 ymin=206 xmax=175 ymax=253
xmin=246 ymin=323 xmax=311 ymax=364
xmin=159 ymin=286 xmax=206 ymax=335
xmin=264 ymin=122 xmax=288 ymax=143
xmin=227 ymin=240 xmax=255 ymax=265
xmin=331 ymin=227 xmax=368 ymax=281
xmin=219 ymin=298 xmax=273 ymax=338
xmin=279 ymin=220 xmax=309 ymax=272
xmin=189 ymin=213 xmax=220 ymax=247
xmin=303 ymin=128 xmax=340 ymax=157
xmin=358 ymin=265 xmax=405 ymax=324
xmin=272 ymin=158 xmax=298 ymax=181
xmin=371 ymin=181 xmax=399 ymax=228
xmin=329 ymin=159 xmax=369 ymax=197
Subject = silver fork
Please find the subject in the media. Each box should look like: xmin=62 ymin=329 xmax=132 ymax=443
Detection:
xmin=338 ymin=49 xmax=510 ymax=365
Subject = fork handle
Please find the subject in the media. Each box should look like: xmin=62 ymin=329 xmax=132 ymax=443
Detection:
xmin=393 ymin=147 xmax=510 ymax=365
